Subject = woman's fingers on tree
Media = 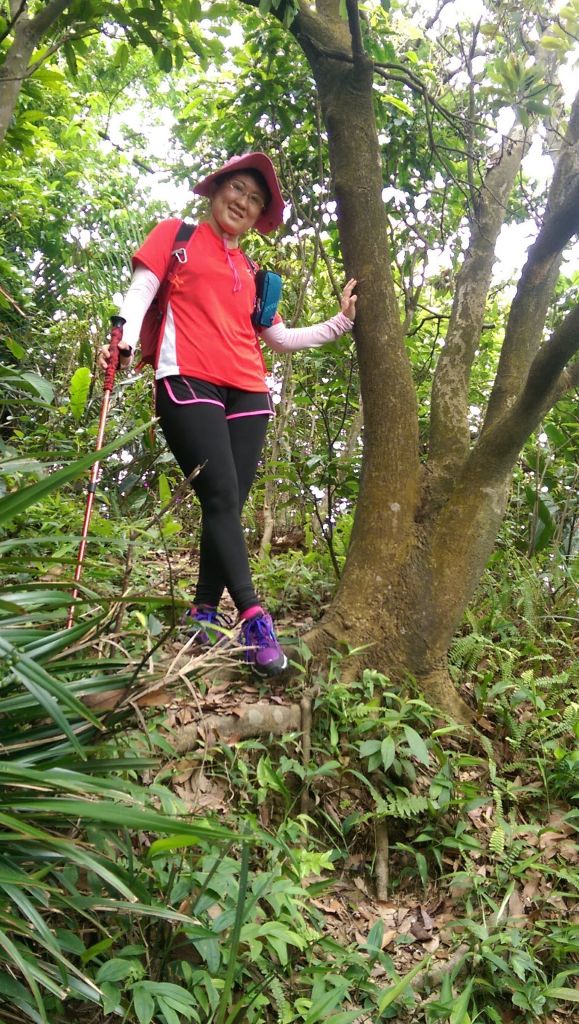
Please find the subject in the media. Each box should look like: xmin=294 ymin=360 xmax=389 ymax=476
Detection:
xmin=341 ymin=278 xmax=357 ymax=318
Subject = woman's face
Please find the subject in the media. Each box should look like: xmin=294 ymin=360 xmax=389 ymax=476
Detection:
xmin=209 ymin=172 xmax=269 ymax=238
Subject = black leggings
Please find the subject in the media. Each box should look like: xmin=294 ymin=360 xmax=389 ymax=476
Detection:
xmin=155 ymin=376 xmax=270 ymax=613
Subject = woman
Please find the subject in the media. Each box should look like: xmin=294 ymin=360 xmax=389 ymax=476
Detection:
xmin=100 ymin=152 xmax=356 ymax=678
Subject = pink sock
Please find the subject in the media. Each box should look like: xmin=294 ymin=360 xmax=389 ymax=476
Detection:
xmin=240 ymin=604 xmax=264 ymax=621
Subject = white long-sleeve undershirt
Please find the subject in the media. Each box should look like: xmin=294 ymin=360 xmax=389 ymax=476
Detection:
xmin=117 ymin=266 xmax=161 ymax=352
xmin=116 ymin=266 xmax=353 ymax=357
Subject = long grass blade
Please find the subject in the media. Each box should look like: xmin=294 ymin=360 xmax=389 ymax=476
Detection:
xmin=0 ymin=422 xmax=151 ymax=526
xmin=214 ymin=837 xmax=250 ymax=1024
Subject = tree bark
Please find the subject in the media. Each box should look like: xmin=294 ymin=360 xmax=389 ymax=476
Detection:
xmin=0 ymin=0 xmax=71 ymax=145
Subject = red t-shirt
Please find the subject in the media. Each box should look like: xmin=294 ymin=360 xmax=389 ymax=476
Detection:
xmin=134 ymin=219 xmax=273 ymax=391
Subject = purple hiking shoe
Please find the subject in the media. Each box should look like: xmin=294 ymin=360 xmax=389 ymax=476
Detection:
xmin=240 ymin=612 xmax=288 ymax=677
xmin=184 ymin=606 xmax=232 ymax=647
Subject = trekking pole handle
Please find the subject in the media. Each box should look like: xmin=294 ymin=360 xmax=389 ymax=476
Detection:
xmin=104 ymin=315 xmax=127 ymax=392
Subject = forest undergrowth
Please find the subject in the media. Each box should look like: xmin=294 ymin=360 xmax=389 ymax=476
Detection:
xmin=1 ymin=444 xmax=577 ymax=1024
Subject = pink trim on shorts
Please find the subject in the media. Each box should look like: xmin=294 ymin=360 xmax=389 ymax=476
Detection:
xmin=163 ymin=377 xmax=225 ymax=408
xmin=226 ymin=409 xmax=274 ymax=420
xmin=226 ymin=391 xmax=274 ymax=420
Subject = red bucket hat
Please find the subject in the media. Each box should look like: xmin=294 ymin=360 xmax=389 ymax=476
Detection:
xmin=193 ymin=152 xmax=286 ymax=234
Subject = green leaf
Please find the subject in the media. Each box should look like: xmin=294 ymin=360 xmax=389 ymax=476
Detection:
xmin=69 ymin=367 xmax=91 ymax=421
xmin=450 ymin=979 xmax=473 ymax=1023
xmin=0 ymin=926 xmax=49 ymax=1020
xmin=540 ymin=35 xmax=567 ymax=51
xmin=158 ymin=472 xmax=172 ymax=506
xmin=101 ymin=981 xmax=122 ymax=1015
xmin=381 ymin=734 xmax=396 ymax=770
xmin=366 ymin=919 xmax=384 ymax=955
xmin=214 ymin=838 xmax=250 ymax=1024
xmin=304 ymin=979 xmax=350 ymax=1023
xmin=383 ymin=94 xmax=413 ymax=116
xmin=403 ymin=726 xmax=430 ymax=765
xmin=359 ymin=739 xmax=381 ymax=758
xmin=544 ymin=988 xmax=579 ymax=1002
xmin=378 ymin=957 xmax=427 ymax=1011
xmin=156 ymin=47 xmax=173 ymax=71
xmin=0 ymin=637 xmax=100 ymax=753
xmin=132 ymin=985 xmax=155 ymax=1024
xmin=5 ymin=339 xmax=26 ymax=360
xmin=113 ymin=42 xmax=130 ymax=69
xmin=5 ymin=797 xmax=233 ymax=842
xmin=96 ymin=959 xmax=134 ymax=983
xmin=11 ymin=371 xmax=54 ymax=404
xmin=156 ymin=999 xmax=180 ymax=1024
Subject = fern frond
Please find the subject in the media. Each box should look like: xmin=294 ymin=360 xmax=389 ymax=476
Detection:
xmin=450 ymin=632 xmax=487 ymax=669
xmin=502 ymin=760 xmax=528 ymax=774
xmin=489 ymin=826 xmax=506 ymax=856
xmin=493 ymin=787 xmax=504 ymax=823
xmin=378 ymin=794 xmax=430 ymax=819
xmin=504 ymin=713 xmax=526 ymax=750
xmin=562 ymin=702 xmax=579 ymax=731
xmin=502 ymin=839 xmax=526 ymax=871
xmin=269 ymin=977 xmax=289 ymax=1024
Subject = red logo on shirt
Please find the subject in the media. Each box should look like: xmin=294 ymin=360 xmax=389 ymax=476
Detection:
xmin=168 ymin=272 xmax=185 ymax=290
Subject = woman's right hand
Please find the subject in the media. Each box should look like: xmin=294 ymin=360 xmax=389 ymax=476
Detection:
xmin=98 ymin=344 xmax=133 ymax=372
xmin=340 ymin=278 xmax=357 ymax=321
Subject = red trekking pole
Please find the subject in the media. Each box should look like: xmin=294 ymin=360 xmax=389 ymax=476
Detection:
xmin=67 ymin=315 xmax=127 ymax=629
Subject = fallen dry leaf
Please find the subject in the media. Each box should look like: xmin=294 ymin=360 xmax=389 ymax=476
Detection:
xmin=423 ymin=936 xmax=441 ymax=953
xmin=507 ymin=888 xmax=527 ymax=926
xmin=311 ymin=898 xmax=345 ymax=917
xmin=410 ymin=906 xmax=435 ymax=942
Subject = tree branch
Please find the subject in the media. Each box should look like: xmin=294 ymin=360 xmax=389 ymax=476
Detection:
xmin=428 ymin=130 xmax=526 ymax=489
xmin=1 ymin=1 xmax=28 ymax=45
xmin=373 ymin=66 xmax=465 ymax=135
xmin=28 ymin=0 xmax=70 ymax=37
xmin=518 ymin=304 xmax=579 ymax=414
xmin=345 ymin=0 xmax=364 ymax=60
xmin=0 ymin=283 xmax=27 ymax=316
xmin=468 ymin=303 xmax=579 ymax=482
xmin=483 ymin=89 xmax=579 ymax=432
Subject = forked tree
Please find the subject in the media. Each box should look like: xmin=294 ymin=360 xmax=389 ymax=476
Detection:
xmin=236 ymin=0 xmax=579 ymax=720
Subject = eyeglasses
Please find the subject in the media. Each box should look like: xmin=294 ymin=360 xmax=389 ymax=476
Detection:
xmin=225 ymin=178 xmax=267 ymax=211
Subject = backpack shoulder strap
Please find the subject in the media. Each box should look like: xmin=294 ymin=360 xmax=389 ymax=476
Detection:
xmin=153 ymin=220 xmax=196 ymax=322
xmin=169 ymin=220 xmax=196 ymax=265
xmin=174 ymin=220 xmax=195 ymax=245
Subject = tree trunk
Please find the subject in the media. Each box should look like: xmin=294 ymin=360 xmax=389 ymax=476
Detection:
xmin=279 ymin=2 xmax=579 ymax=722
xmin=0 ymin=0 xmax=72 ymax=145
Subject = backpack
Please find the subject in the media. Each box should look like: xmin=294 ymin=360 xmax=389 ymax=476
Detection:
xmin=137 ymin=220 xmax=282 ymax=369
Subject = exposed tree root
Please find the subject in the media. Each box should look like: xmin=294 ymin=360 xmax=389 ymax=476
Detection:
xmin=174 ymin=701 xmax=302 ymax=749
xmin=288 ymin=624 xmax=474 ymax=725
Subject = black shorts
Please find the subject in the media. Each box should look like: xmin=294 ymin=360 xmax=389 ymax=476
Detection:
xmin=158 ymin=375 xmax=274 ymax=420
